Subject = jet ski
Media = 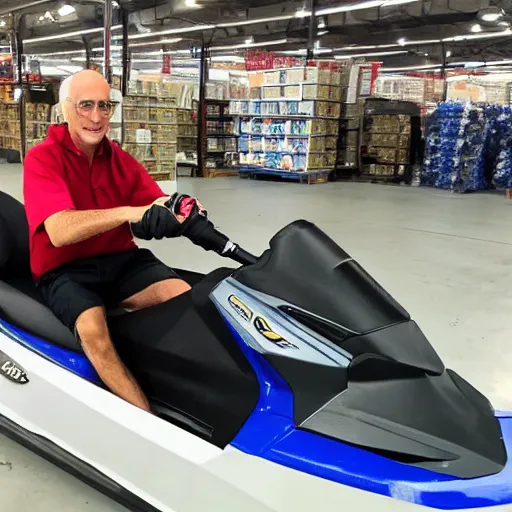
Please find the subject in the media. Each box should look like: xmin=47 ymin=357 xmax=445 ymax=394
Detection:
xmin=0 ymin=189 xmax=511 ymax=512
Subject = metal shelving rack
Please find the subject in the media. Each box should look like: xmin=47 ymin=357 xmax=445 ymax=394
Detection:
xmin=122 ymin=80 xmax=197 ymax=182
xmin=229 ymin=63 xmax=346 ymax=181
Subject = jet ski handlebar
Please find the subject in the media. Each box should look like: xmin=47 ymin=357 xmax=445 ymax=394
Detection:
xmin=166 ymin=194 xmax=258 ymax=266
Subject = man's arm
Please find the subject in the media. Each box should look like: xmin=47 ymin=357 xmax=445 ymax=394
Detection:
xmin=44 ymin=204 xmax=152 ymax=248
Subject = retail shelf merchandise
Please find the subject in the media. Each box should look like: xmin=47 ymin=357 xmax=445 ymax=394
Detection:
xmin=229 ymin=62 xmax=349 ymax=178
xmin=0 ymin=85 xmax=21 ymax=161
xmin=122 ymin=79 xmax=197 ymax=182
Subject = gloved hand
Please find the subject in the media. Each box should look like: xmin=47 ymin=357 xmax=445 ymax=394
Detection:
xmin=131 ymin=203 xmax=183 ymax=240
xmin=165 ymin=192 xmax=207 ymax=219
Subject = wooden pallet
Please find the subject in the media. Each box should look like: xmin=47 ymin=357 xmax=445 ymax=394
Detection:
xmin=205 ymin=168 xmax=239 ymax=178
xmin=238 ymin=167 xmax=330 ymax=185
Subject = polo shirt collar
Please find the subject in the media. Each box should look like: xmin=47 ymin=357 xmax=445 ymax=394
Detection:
xmin=48 ymin=123 xmax=112 ymax=158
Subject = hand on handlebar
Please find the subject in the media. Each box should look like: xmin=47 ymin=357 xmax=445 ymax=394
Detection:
xmin=130 ymin=199 xmax=183 ymax=240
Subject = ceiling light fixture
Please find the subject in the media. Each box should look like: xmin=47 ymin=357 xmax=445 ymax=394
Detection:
xmin=446 ymin=50 xmax=452 ymax=57
xmin=381 ymin=0 xmax=419 ymax=5
xmin=245 ymin=37 xmax=254 ymax=44
xmin=380 ymin=63 xmax=442 ymax=71
xmin=316 ymin=0 xmax=381 ymax=16
xmin=0 ymin=21 xmax=6 ymax=28
xmin=318 ymin=17 xmax=326 ymax=29
xmin=397 ymin=37 xmax=406 ymax=45
xmin=92 ymin=45 xmax=123 ymax=51
xmin=210 ymin=38 xmax=287 ymax=51
xmin=57 ymin=4 xmax=76 ymax=17
xmin=29 ymin=49 xmax=86 ymax=56
xmin=443 ymin=27 xmax=511 ymax=42
xmin=128 ymin=38 xmax=183 ymax=48
xmin=128 ymin=24 xmax=214 ymax=40
xmin=480 ymin=7 xmax=504 ymax=23
xmin=317 ymin=30 xmax=329 ymax=36
xmin=334 ymin=50 xmax=408 ymax=59
xmin=482 ymin=12 xmax=502 ymax=22
xmin=216 ymin=14 xmax=294 ymax=28
xmin=23 ymin=24 xmax=122 ymax=44
xmin=295 ymin=7 xmax=310 ymax=18
xmin=185 ymin=0 xmax=198 ymax=6
xmin=471 ymin=24 xmax=483 ymax=33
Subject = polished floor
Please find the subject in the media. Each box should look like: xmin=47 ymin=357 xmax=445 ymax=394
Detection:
xmin=2 ymin=163 xmax=512 ymax=510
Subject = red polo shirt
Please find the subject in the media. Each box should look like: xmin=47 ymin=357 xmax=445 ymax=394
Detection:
xmin=23 ymin=124 xmax=167 ymax=280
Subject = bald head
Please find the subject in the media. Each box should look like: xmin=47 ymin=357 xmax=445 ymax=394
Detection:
xmin=69 ymin=69 xmax=110 ymax=100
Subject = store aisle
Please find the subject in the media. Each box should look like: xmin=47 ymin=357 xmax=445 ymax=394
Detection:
xmin=2 ymin=163 xmax=512 ymax=510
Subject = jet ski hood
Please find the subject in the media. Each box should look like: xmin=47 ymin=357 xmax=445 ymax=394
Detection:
xmin=226 ymin=220 xmax=506 ymax=480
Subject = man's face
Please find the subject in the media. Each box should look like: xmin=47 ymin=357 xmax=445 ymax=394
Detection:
xmin=66 ymin=84 xmax=112 ymax=149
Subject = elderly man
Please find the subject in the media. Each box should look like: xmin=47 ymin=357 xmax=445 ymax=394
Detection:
xmin=23 ymin=69 xmax=191 ymax=412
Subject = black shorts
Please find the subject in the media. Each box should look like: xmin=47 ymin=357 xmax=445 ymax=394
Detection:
xmin=37 ymin=248 xmax=179 ymax=331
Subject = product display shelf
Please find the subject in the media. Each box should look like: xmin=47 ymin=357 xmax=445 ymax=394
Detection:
xmin=0 ymin=84 xmax=21 ymax=161
xmin=335 ymin=100 xmax=364 ymax=179
xmin=25 ymin=102 xmax=51 ymax=152
xmin=359 ymin=98 xmax=421 ymax=183
xmin=122 ymin=80 xmax=196 ymax=182
xmin=204 ymin=98 xmax=238 ymax=174
xmin=229 ymin=63 xmax=347 ymax=178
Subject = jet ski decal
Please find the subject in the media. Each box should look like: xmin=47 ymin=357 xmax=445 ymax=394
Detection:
xmin=0 ymin=350 xmax=29 ymax=384
xmin=254 ymin=316 xmax=298 ymax=350
xmin=228 ymin=295 xmax=253 ymax=322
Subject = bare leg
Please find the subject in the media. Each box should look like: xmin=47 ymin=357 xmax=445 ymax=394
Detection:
xmin=121 ymin=278 xmax=191 ymax=311
xmin=76 ymin=306 xmax=150 ymax=411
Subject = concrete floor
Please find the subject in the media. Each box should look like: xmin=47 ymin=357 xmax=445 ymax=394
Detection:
xmin=2 ymin=163 xmax=512 ymax=510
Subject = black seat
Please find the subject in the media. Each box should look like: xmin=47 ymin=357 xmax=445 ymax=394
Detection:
xmin=0 ymin=191 xmax=80 ymax=351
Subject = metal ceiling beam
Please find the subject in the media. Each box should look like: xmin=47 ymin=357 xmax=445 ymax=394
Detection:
xmin=0 ymin=0 xmax=54 ymax=17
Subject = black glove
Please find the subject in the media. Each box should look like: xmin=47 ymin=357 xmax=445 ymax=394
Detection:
xmin=180 ymin=206 xmax=230 ymax=254
xmin=131 ymin=204 xmax=183 ymax=240
xmin=165 ymin=192 xmax=208 ymax=218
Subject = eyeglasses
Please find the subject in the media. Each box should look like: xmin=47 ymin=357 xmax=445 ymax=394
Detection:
xmin=66 ymin=97 xmax=117 ymax=118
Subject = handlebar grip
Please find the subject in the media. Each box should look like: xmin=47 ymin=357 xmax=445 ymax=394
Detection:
xmin=230 ymin=246 xmax=259 ymax=266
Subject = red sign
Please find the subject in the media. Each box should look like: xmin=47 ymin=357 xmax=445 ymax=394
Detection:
xmin=162 ymin=54 xmax=171 ymax=75
xmin=245 ymin=51 xmax=305 ymax=71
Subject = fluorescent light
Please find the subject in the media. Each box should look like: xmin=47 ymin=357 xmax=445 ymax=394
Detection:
xmin=317 ymin=30 xmax=329 ymax=36
xmin=382 ymin=0 xmax=419 ymax=5
xmin=210 ymin=55 xmax=245 ymax=62
xmin=210 ymin=38 xmax=287 ymax=51
xmin=316 ymin=0 xmax=382 ymax=16
xmin=128 ymin=38 xmax=183 ymax=48
xmin=128 ymin=24 xmax=214 ymax=39
xmin=216 ymin=15 xmax=294 ymax=28
xmin=92 ymin=45 xmax=123 ymax=51
xmin=443 ymin=28 xmax=512 ymax=42
xmin=24 ymin=24 xmax=122 ymax=44
xmin=471 ymin=24 xmax=483 ymax=33
xmin=381 ymin=63 xmax=442 ymax=71
xmin=334 ymin=50 xmax=407 ymax=59
xmin=131 ymin=50 xmax=192 ymax=56
xmin=486 ymin=59 xmax=512 ymax=66
xmin=57 ymin=4 xmax=75 ymax=17
xmin=295 ymin=8 xmax=310 ymax=18
xmin=30 ymin=50 xmax=86 ymax=56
